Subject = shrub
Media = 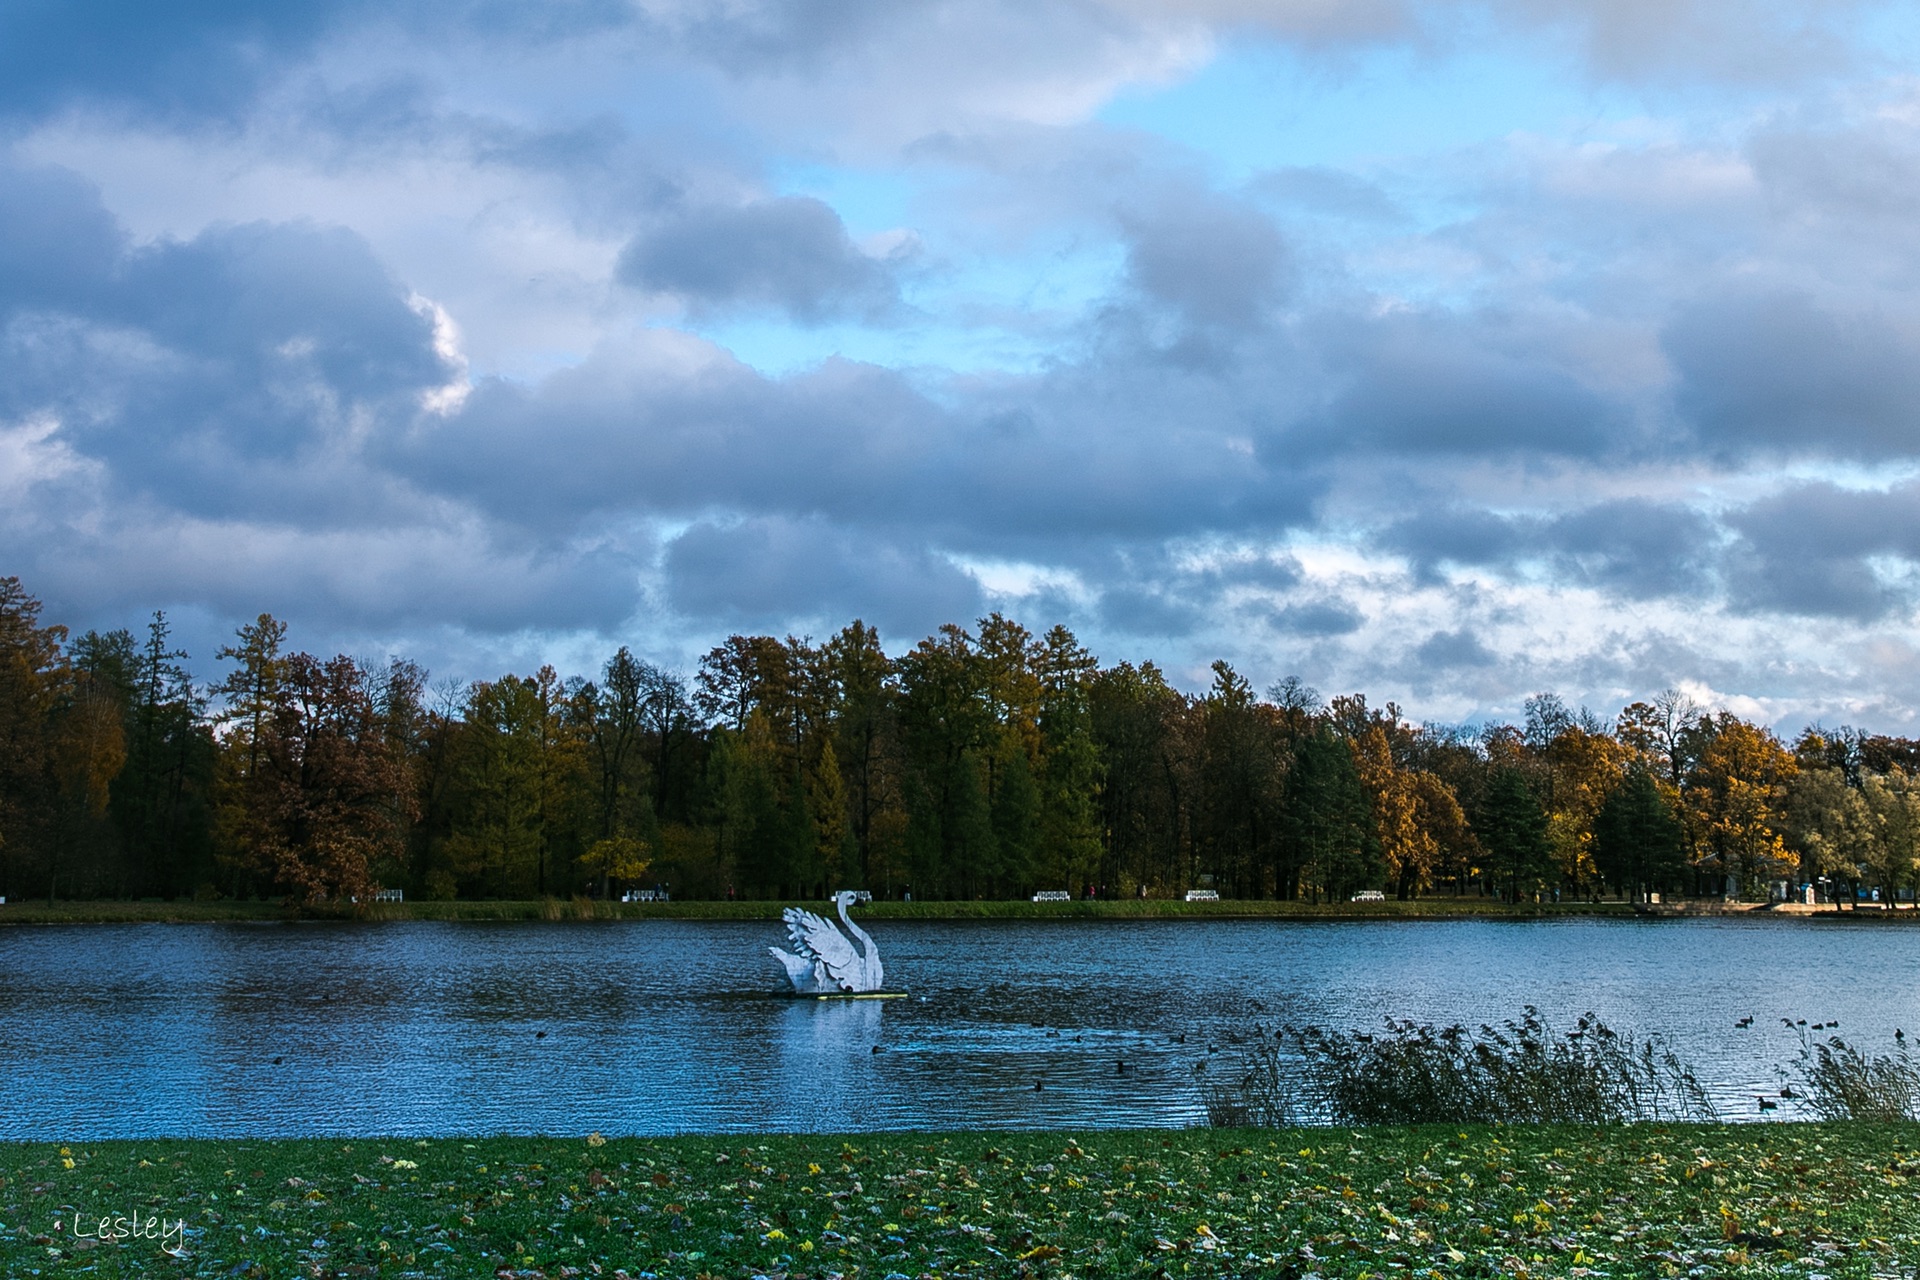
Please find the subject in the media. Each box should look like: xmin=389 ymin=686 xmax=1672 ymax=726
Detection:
xmin=1204 ymin=1007 xmax=1715 ymax=1127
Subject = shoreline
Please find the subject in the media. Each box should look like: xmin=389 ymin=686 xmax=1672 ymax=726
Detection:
xmin=0 ymin=895 xmax=1896 ymax=925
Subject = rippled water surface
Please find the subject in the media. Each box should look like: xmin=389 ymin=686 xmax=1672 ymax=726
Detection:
xmin=2 ymin=917 xmax=1916 ymax=1137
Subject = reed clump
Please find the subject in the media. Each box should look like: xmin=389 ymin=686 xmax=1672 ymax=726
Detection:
xmin=1790 ymin=1030 xmax=1920 ymax=1121
xmin=1205 ymin=1007 xmax=1715 ymax=1127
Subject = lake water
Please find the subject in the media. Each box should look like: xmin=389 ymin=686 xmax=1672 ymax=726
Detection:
xmin=2 ymin=917 xmax=1915 ymax=1138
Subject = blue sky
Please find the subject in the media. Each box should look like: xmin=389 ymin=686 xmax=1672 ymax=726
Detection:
xmin=7 ymin=0 xmax=1920 ymax=731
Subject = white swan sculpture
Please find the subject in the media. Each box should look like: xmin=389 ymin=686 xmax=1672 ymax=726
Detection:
xmin=769 ymin=890 xmax=885 ymax=994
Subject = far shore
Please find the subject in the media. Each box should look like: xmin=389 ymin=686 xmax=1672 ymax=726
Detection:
xmin=0 ymin=894 xmax=1901 ymax=925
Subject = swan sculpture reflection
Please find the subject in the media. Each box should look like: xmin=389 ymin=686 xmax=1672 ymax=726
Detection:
xmin=769 ymin=890 xmax=884 ymax=993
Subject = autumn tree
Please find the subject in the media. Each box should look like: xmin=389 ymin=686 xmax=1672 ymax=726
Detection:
xmin=1353 ymin=725 xmax=1470 ymax=900
xmin=217 ymin=646 xmax=416 ymax=906
xmin=1860 ymin=770 xmax=1920 ymax=902
xmin=0 ymin=579 xmax=74 ymax=898
xmin=1687 ymin=714 xmax=1797 ymax=899
xmin=1539 ymin=723 xmax=1630 ymax=894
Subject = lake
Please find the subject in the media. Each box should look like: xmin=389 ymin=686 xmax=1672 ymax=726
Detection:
xmin=2 ymin=917 xmax=1915 ymax=1138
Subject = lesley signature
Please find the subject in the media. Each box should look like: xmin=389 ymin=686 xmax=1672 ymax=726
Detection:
xmin=57 ymin=1208 xmax=186 ymax=1252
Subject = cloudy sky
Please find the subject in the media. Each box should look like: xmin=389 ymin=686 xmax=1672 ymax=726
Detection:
xmin=6 ymin=0 xmax=1920 ymax=729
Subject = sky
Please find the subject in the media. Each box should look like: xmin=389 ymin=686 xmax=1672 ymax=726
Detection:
xmin=6 ymin=0 xmax=1920 ymax=731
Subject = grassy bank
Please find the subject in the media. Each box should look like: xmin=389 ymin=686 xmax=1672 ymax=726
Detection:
xmin=0 ymin=896 xmax=1655 ymax=925
xmin=5 ymin=1125 xmax=1917 ymax=1277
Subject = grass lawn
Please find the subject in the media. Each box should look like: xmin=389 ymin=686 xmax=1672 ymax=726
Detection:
xmin=0 ymin=897 xmax=1650 ymax=926
xmin=5 ymin=1125 xmax=1918 ymax=1277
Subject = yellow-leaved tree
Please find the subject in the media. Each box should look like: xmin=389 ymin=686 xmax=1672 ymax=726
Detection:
xmin=1540 ymin=726 xmax=1631 ymax=895
xmin=1353 ymin=726 xmax=1469 ymax=899
xmin=1687 ymin=714 xmax=1798 ymax=899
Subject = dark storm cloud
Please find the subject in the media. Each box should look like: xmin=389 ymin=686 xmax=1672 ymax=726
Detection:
xmin=618 ymin=196 xmax=902 ymax=323
xmin=1413 ymin=628 xmax=1499 ymax=669
xmin=0 ymin=160 xmax=577 ymax=639
xmin=1722 ymin=481 xmax=1920 ymax=620
xmin=1281 ymin=312 xmax=1620 ymax=459
xmin=1379 ymin=508 xmax=1529 ymax=578
xmin=1379 ymin=500 xmax=1715 ymax=598
xmin=1269 ymin=599 xmax=1364 ymax=636
xmin=1665 ymin=290 xmax=1920 ymax=458
xmin=408 ymin=347 xmax=943 ymax=526
xmin=401 ymin=338 xmax=1321 ymax=553
xmin=1546 ymin=499 xmax=1717 ymax=598
xmin=662 ymin=516 xmax=982 ymax=636
xmin=1098 ymin=587 xmax=1201 ymax=638
xmin=1089 ymin=549 xmax=1303 ymax=639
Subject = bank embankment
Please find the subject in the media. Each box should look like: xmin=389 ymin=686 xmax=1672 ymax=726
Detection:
xmin=0 ymin=896 xmax=1667 ymax=925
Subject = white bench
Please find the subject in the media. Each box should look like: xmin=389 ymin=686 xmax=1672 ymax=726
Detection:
xmin=1031 ymin=890 xmax=1071 ymax=902
xmin=1184 ymin=889 xmax=1219 ymax=902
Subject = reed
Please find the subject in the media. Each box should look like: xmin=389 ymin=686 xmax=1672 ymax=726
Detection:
xmin=1204 ymin=1007 xmax=1715 ymax=1127
xmin=1790 ymin=1029 xmax=1920 ymax=1121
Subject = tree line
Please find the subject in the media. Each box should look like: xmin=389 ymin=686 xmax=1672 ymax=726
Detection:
xmin=2 ymin=573 xmax=1916 ymax=907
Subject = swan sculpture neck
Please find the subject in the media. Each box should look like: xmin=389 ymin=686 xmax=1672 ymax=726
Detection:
xmin=836 ymin=893 xmax=870 ymax=953
xmin=834 ymin=892 xmax=883 ymax=989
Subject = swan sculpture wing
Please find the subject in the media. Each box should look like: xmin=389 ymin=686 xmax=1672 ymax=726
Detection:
xmin=768 ymin=944 xmax=830 ymax=994
xmin=781 ymin=907 xmax=865 ymax=990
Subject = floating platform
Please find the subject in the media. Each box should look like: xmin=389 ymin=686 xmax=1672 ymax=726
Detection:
xmin=715 ymin=989 xmax=912 ymax=1002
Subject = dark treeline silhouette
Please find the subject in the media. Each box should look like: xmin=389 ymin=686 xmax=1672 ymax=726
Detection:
xmin=3 ymin=573 xmax=1916 ymax=907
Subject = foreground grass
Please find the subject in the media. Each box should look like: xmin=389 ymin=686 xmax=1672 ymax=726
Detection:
xmin=0 ymin=897 xmax=1650 ymax=926
xmin=5 ymin=1126 xmax=1918 ymax=1278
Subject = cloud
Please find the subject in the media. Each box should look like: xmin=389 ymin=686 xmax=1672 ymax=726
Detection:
xmin=1380 ymin=507 xmax=1529 ymax=577
xmin=0 ymin=161 xmax=451 ymax=508
xmin=1270 ymin=598 xmax=1364 ymax=636
xmin=1722 ymin=482 xmax=1920 ymax=620
xmin=1120 ymin=194 xmax=1291 ymax=332
xmin=9 ymin=0 xmax=1920 ymax=731
xmin=1377 ymin=499 xmax=1715 ymax=600
xmin=1283 ymin=311 xmax=1622 ymax=459
xmin=1665 ymin=290 xmax=1920 ymax=458
xmin=0 ymin=163 xmax=125 ymax=307
xmin=0 ymin=0 xmax=353 ymax=123
xmin=1544 ymin=499 xmax=1717 ymax=598
xmin=662 ymin=515 xmax=982 ymax=636
xmin=1413 ymin=627 xmax=1500 ymax=668
xmin=618 ymin=196 xmax=903 ymax=322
